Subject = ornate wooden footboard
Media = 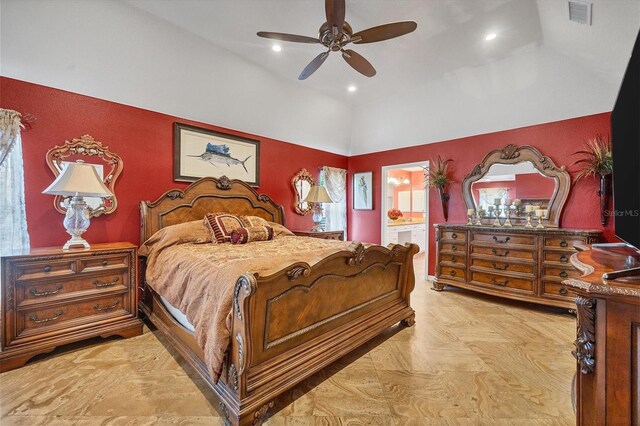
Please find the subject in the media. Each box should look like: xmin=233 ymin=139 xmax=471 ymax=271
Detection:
xmin=139 ymin=177 xmax=418 ymax=425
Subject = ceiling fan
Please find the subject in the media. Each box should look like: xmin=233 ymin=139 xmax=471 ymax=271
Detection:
xmin=257 ymin=0 xmax=417 ymax=80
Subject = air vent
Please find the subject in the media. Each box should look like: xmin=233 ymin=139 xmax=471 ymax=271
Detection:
xmin=568 ymin=1 xmax=592 ymax=25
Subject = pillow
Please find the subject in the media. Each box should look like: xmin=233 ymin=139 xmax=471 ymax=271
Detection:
xmin=204 ymin=212 xmax=246 ymax=243
xmin=139 ymin=220 xmax=211 ymax=257
xmin=240 ymin=215 xmax=269 ymax=228
xmin=268 ymin=221 xmax=295 ymax=238
xmin=230 ymin=225 xmax=274 ymax=244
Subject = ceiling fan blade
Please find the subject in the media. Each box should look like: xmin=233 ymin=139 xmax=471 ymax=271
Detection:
xmin=341 ymin=49 xmax=376 ymax=77
xmin=299 ymin=51 xmax=330 ymax=80
xmin=257 ymin=31 xmax=320 ymax=44
xmin=325 ymin=0 xmax=345 ymax=34
xmin=352 ymin=21 xmax=417 ymax=44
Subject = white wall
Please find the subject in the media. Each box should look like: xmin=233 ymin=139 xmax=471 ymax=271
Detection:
xmin=0 ymin=0 xmax=353 ymax=155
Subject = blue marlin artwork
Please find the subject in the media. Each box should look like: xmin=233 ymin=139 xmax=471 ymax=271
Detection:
xmin=189 ymin=143 xmax=252 ymax=173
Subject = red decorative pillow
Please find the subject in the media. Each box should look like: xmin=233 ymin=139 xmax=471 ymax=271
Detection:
xmin=204 ymin=213 xmax=245 ymax=243
xmin=230 ymin=226 xmax=274 ymax=244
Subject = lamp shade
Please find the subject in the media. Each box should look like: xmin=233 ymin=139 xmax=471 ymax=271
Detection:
xmin=43 ymin=160 xmax=113 ymax=197
xmin=303 ymin=185 xmax=334 ymax=203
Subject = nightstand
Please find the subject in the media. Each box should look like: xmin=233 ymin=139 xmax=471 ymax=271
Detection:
xmin=293 ymin=230 xmax=344 ymax=241
xmin=0 ymin=242 xmax=143 ymax=373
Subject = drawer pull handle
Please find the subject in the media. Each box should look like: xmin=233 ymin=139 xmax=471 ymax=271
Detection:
xmin=449 ymin=270 xmax=457 ymax=277
xmin=101 ymin=260 xmax=108 ymax=266
xmin=451 ymin=245 xmax=458 ymax=252
xmin=451 ymin=256 xmax=458 ymax=263
xmin=560 ymin=240 xmax=569 ymax=248
xmin=451 ymin=233 xmax=458 ymax=240
xmin=559 ymin=270 xmax=569 ymax=278
xmin=93 ymin=300 xmax=120 ymax=311
xmin=30 ymin=284 xmax=63 ymax=297
xmin=492 ymin=248 xmax=510 ymax=257
xmin=43 ymin=265 xmax=52 ymax=273
xmin=559 ymin=287 xmax=568 ymax=295
xmin=29 ymin=310 xmax=63 ymax=323
xmin=559 ymin=255 xmax=569 ymax=263
xmin=492 ymin=261 xmax=509 ymax=271
xmin=491 ymin=278 xmax=509 ymax=287
xmin=492 ymin=236 xmax=511 ymax=244
xmin=92 ymin=277 xmax=119 ymax=288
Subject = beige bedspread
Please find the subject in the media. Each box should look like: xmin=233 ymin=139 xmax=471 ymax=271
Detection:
xmin=140 ymin=225 xmax=352 ymax=383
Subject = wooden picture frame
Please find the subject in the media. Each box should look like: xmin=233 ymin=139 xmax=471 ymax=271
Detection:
xmin=353 ymin=171 xmax=373 ymax=210
xmin=174 ymin=123 xmax=260 ymax=186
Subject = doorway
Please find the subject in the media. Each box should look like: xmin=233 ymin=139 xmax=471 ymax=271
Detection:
xmin=381 ymin=161 xmax=429 ymax=280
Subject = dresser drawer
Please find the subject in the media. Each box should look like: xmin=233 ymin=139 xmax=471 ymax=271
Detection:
xmin=440 ymin=252 xmax=466 ymax=265
xmin=15 ymin=294 xmax=129 ymax=339
xmin=471 ymin=245 xmax=535 ymax=260
xmin=544 ymin=237 xmax=587 ymax=250
xmin=541 ymin=281 xmax=576 ymax=299
xmin=471 ymin=258 xmax=535 ymax=275
xmin=543 ymin=251 xmax=572 ymax=264
xmin=440 ymin=242 xmax=465 ymax=253
xmin=14 ymin=259 xmax=76 ymax=282
xmin=471 ymin=271 xmax=534 ymax=293
xmin=472 ymin=232 xmax=535 ymax=246
xmin=440 ymin=230 xmax=465 ymax=242
xmin=80 ymin=253 xmax=130 ymax=272
xmin=16 ymin=272 xmax=127 ymax=306
xmin=439 ymin=265 xmax=466 ymax=281
xmin=543 ymin=266 xmax=582 ymax=281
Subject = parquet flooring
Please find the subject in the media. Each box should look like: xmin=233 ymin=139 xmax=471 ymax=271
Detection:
xmin=0 ymin=255 xmax=577 ymax=425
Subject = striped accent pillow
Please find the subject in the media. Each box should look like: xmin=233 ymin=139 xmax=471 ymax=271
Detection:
xmin=240 ymin=215 xmax=269 ymax=228
xmin=230 ymin=226 xmax=274 ymax=244
xmin=204 ymin=213 xmax=245 ymax=243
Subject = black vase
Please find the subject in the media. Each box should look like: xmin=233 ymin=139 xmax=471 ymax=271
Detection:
xmin=438 ymin=186 xmax=450 ymax=222
xmin=599 ymin=174 xmax=611 ymax=226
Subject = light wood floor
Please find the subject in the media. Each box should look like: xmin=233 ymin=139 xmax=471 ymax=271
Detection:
xmin=0 ymin=255 xmax=577 ymax=425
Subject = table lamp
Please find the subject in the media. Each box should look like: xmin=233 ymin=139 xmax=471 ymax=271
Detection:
xmin=42 ymin=160 xmax=113 ymax=250
xmin=303 ymin=185 xmax=334 ymax=232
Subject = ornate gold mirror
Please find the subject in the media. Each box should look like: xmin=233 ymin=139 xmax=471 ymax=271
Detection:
xmin=45 ymin=135 xmax=123 ymax=217
xmin=292 ymin=168 xmax=315 ymax=215
xmin=462 ymin=145 xmax=570 ymax=227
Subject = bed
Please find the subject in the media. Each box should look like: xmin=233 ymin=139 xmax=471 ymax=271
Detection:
xmin=138 ymin=176 xmax=418 ymax=425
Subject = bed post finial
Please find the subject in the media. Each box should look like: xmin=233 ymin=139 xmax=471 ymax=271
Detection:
xmin=217 ymin=175 xmax=232 ymax=190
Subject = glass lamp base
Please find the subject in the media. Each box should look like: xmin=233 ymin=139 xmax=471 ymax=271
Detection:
xmin=62 ymin=196 xmax=92 ymax=250
xmin=311 ymin=205 xmax=324 ymax=232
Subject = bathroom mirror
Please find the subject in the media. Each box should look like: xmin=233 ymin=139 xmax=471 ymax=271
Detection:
xmin=45 ymin=134 xmax=123 ymax=217
xmin=291 ymin=168 xmax=315 ymax=215
xmin=462 ymin=145 xmax=570 ymax=227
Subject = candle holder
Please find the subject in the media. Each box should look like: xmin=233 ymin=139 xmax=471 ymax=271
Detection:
xmin=525 ymin=212 xmax=533 ymax=228
xmin=493 ymin=207 xmax=502 ymax=227
xmin=474 ymin=211 xmax=483 ymax=226
xmin=467 ymin=214 xmax=474 ymax=225
xmin=535 ymin=213 xmax=545 ymax=229
xmin=503 ymin=207 xmax=513 ymax=228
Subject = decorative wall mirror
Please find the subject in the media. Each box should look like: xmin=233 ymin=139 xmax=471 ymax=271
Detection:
xmin=462 ymin=145 xmax=570 ymax=227
xmin=292 ymin=168 xmax=315 ymax=215
xmin=45 ymin=135 xmax=123 ymax=217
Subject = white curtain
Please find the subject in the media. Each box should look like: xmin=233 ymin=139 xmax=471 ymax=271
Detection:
xmin=0 ymin=109 xmax=30 ymax=256
xmin=322 ymin=166 xmax=347 ymax=235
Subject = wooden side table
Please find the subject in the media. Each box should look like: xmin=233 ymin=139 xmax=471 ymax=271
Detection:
xmin=293 ymin=230 xmax=344 ymax=241
xmin=0 ymin=242 xmax=143 ymax=373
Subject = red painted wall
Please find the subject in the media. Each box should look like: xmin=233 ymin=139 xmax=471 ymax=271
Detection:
xmin=1 ymin=77 xmax=348 ymax=248
xmin=348 ymin=113 xmax=616 ymax=274
xmin=516 ymin=173 xmax=557 ymax=199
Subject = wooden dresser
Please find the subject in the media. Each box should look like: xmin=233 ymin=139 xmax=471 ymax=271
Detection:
xmin=293 ymin=230 xmax=344 ymax=240
xmin=0 ymin=242 xmax=143 ymax=372
xmin=433 ymin=225 xmax=601 ymax=309
xmin=564 ymin=246 xmax=640 ymax=425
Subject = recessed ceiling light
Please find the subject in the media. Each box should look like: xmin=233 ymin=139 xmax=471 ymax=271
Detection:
xmin=485 ymin=33 xmax=497 ymax=41
xmin=272 ymin=45 xmax=282 ymax=52
xmin=347 ymin=85 xmax=357 ymax=92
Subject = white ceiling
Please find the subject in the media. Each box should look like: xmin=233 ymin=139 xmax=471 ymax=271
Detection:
xmin=2 ymin=0 xmax=639 ymax=156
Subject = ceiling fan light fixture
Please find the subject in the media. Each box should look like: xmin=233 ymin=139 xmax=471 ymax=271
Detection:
xmin=272 ymin=44 xmax=282 ymax=52
xmin=485 ymin=33 xmax=497 ymax=41
xmin=347 ymin=85 xmax=357 ymax=92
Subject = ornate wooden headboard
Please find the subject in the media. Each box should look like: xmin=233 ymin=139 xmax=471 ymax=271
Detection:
xmin=140 ymin=176 xmax=286 ymax=244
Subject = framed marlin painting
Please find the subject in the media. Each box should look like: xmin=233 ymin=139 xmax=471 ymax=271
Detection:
xmin=174 ymin=123 xmax=260 ymax=186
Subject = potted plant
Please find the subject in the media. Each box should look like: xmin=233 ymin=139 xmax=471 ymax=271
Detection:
xmin=425 ymin=156 xmax=453 ymax=221
xmin=571 ymin=134 xmax=613 ymax=225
